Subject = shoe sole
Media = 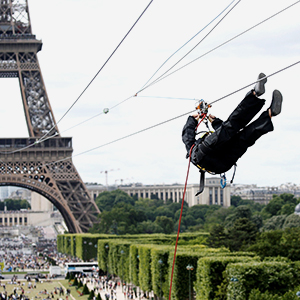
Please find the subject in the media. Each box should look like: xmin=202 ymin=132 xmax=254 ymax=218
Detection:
xmin=271 ymin=90 xmax=282 ymax=116
xmin=255 ymin=73 xmax=267 ymax=96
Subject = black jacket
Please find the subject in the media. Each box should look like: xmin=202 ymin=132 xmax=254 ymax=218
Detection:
xmin=182 ymin=116 xmax=235 ymax=174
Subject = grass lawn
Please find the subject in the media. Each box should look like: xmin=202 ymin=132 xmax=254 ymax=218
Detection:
xmin=1 ymin=279 xmax=91 ymax=300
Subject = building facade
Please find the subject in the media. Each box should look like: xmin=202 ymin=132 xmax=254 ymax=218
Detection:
xmin=0 ymin=210 xmax=63 ymax=227
xmin=86 ymin=177 xmax=231 ymax=207
xmin=231 ymin=183 xmax=300 ymax=204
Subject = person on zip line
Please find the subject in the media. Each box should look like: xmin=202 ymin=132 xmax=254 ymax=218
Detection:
xmin=182 ymin=73 xmax=283 ymax=175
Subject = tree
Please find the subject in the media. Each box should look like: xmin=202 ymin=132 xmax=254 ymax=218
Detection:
xmin=154 ymin=216 xmax=174 ymax=234
xmin=261 ymin=194 xmax=297 ymax=217
xmin=227 ymin=218 xmax=258 ymax=251
xmin=282 ymin=214 xmax=300 ymax=229
xmin=82 ymin=284 xmax=90 ymax=295
xmin=73 ymin=277 xmax=78 ymax=286
xmin=251 ymin=214 xmax=263 ymax=230
xmin=279 ymin=203 xmax=296 ymax=215
xmin=225 ymin=206 xmax=252 ymax=229
xmin=205 ymin=207 xmax=234 ymax=231
xmin=0 ymin=199 xmax=30 ymax=211
xmin=231 ymin=195 xmax=242 ymax=207
xmin=95 ymin=189 xmax=135 ymax=211
xmin=77 ymin=279 xmax=83 ymax=289
xmin=247 ymin=230 xmax=284 ymax=259
xmin=207 ymin=224 xmax=228 ymax=248
xmin=261 ymin=197 xmax=283 ymax=217
xmin=248 ymin=227 xmax=300 ymax=261
xmin=88 ymin=289 xmax=95 ymax=300
xmin=96 ymin=293 xmax=102 ymax=300
xmin=137 ymin=220 xmax=163 ymax=234
xmin=261 ymin=215 xmax=287 ymax=231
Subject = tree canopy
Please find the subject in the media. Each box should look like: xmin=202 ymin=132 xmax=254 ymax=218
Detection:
xmin=0 ymin=199 xmax=30 ymax=210
xmin=90 ymin=189 xmax=300 ymax=250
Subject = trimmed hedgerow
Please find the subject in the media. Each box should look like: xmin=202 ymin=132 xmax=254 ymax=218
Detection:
xmin=225 ymin=261 xmax=300 ymax=300
xmin=195 ymin=255 xmax=259 ymax=300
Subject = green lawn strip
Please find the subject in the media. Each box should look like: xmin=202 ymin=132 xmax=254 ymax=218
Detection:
xmin=3 ymin=280 xmax=66 ymax=299
xmin=2 ymin=276 xmax=97 ymax=300
xmin=59 ymin=279 xmax=90 ymax=300
xmin=2 ymin=279 xmax=92 ymax=300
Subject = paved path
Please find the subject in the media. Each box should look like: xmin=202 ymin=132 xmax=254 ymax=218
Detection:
xmin=86 ymin=280 xmax=150 ymax=300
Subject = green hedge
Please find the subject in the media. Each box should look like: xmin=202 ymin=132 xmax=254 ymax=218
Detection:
xmin=225 ymin=261 xmax=300 ymax=300
xmin=129 ymin=244 xmax=139 ymax=286
xmin=195 ymin=255 xmax=259 ymax=300
xmin=150 ymin=246 xmax=171 ymax=300
xmin=97 ymin=239 xmax=111 ymax=273
xmin=249 ymin=288 xmax=300 ymax=300
xmin=168 ymin=248 xmax=234 ymax=300
xmin=138 ymin=245 xmax=152 ymax=293
xmin=57 ymin=232 xmax=210 ymax=257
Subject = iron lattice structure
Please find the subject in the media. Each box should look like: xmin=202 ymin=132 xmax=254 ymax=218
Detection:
xmin=0 ymin=0 xmax=100 ymax=233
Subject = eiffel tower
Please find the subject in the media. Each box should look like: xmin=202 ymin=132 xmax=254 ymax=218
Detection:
xmin=0 ymin=0 xmax=100 ymax=233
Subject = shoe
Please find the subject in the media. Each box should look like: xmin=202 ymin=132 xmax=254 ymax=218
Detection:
xmin=269 ymin=90 xmax=282 ymax=116
xmin=254 ymin=73 xmax=267 ymax=96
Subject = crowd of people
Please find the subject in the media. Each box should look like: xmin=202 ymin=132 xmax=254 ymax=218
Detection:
xmin=0 ymin=236 xmax=150 ymax=300
xmin=0 ymin=278 xmax=69 ymax=300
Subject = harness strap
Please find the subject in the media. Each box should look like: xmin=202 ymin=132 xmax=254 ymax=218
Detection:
xmin=195 ymin=169 xmax=205 ymax=196
xmin=230 ymin=164 xmax=237 ymax=183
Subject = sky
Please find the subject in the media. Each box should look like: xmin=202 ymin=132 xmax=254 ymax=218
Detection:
xmin=0 ymin=0 xmax=300 ymax=188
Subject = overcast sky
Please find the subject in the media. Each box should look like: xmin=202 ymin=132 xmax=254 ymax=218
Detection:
xmin=1 ymin=0 xmax=300 ymax=188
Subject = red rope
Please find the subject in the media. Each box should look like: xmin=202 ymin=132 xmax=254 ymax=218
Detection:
xmin=196 ymin=113 xmax=207 ymax=131
xmin=168 ymin=114 xmax=207 ymax=300
xmin=168 ymin=145 xmax=193 ymax=300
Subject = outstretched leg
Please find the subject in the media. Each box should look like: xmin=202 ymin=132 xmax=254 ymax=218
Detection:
xmin=201 ymin=73 xmax=268 ymax=151
xmin=224 ymin=90 xmax=283 ymax=163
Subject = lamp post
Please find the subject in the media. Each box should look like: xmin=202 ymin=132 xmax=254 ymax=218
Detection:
xmin=136 ymin=255 xmax=140 ymax=300
xmin=94 ymin=244 xmax=97 ymax=261
xmin=73 ymin=237 xmax=76 ymax=258
xmin=158 ymin=259 xmax=163 ymax=300
xmin=186 ymin=264 xmax=194 ymax=300
xmin=105 ymin=244 xmax=109 ymax=279
xmin=83 ymin=241 xmax=87 ymax=261
xmin=230 ymin=277 xmax=238 ymax=300
xmin=121 ymin=250 xmax=124 ymax=292
xmin=88 ymin=242 xmax=92 ymax=261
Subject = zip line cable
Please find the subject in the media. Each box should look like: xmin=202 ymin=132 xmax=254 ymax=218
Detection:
xmin=32 ymin=95 xmax=197 ymax=146
xmin=137 ymin=0 xmax=242 ymax=95
xmin=137 ymin=0 xmax=300 ymax=94
xmin=1 ymin=1 xmax=299 ymax=155
xmin=44 ymin=60 xmax=300 ymax=167
xmin=140 ymin=0 xmax=237 ymax=90
xmin=45 ymin=109 xmax=195 ymax=166
xmin=36 ymin=0 xmax=240 ymax=144
xmin=30 ymin=59 xmax=300 ymax=154
xmin=37 ymin=0 xmax=154 ymax=143
xmin=5 ymin=0 xmax=239 ymax=151
xmin=208 ymin=60 xmax=300 ymax=106
xmin=0 ymin=0 xmax=154 ymax=155
xmin=101 ymin=0 xmax=300 ymax=114
xmin=106 ymin=0 xmax=238 ymax=111
xmin=88 ymin=0 xmax=299 ymax=118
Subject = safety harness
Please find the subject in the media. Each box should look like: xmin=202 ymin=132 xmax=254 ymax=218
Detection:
xmin=190 ymin=100 xmax=237 ymax=196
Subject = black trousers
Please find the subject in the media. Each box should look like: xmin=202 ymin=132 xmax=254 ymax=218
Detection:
xmin=194 ymin=92 xmax=274 ymax=173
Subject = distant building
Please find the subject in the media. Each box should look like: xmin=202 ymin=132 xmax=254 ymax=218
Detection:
xmin=86 ymin=177 xmax=231 ymax=207
xmin=0 ymin=210 xmax=64 ymax=227
xmin=231 ymin=183 xmax=300 ymax=204
xmin=0 ymin=186 xmax=19 ymax=200
xmin=0 ymin=188 xmax=64 ymax=230
xmin=31 ymin=192 xmax=53 ymax=211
